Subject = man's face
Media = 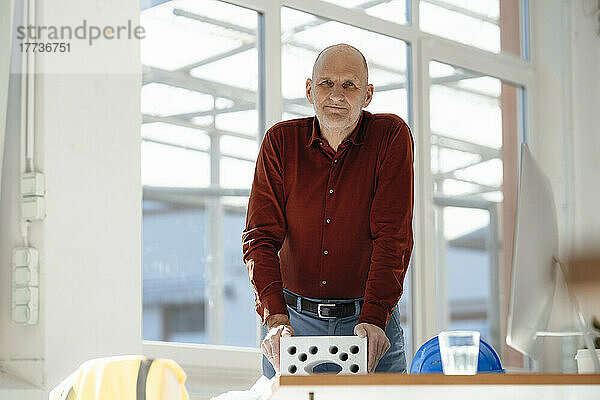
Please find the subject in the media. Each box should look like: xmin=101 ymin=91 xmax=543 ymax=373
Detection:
xmin=306 ymin=49 xmax=373 ymax=133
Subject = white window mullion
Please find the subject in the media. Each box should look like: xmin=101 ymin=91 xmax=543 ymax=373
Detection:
xmin=488 ymin=204 xmax=502 ymax=353
xmin=251 ymin=0 xmax=283 ymax=346
xmin=410 ymin=0 xmax=419 ymax=27
xmin=208 ymin=123 xmax=224 ymax=344
xmin=221 ymin=0 xmax=270 ymax=12
xmin=405 ymin=8 xmax=419 ymax=356
xmin=421 ymin=34 xmax=534 ymax=87
xmin=263 ymin=0 xmax=283 ymax=136
xmin=207 ymin=196 xmax=225 ymax=344
xmin=282 ymin=0 xmax=417 ymax=44
xmin=411 ymin=36 xmax=437 ymax=350
xmin=434 ymin=206 xmax=448 ymax=331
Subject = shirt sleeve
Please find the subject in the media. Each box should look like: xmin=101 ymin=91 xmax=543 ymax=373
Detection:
xmin=242 ymin=129 xmax=288 ymax=324
xmin=359 ymin=122 xmax=414 ymax=330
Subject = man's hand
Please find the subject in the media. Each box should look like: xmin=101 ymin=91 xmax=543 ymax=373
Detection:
xmin=262 ymin=314 xmax=294 ymax=373
xmin=354 ymin=322 xmax=390 ymax=373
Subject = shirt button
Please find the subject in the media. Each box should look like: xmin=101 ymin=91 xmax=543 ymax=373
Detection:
xmin=322 ymin=280 xmax=327 ymax=285
xmin=329 ymin=189 xmax=334 ymax=194
xmin=326 ymin=218 xmax=331 ymax=224
xmin=323 ymin=250 xmax=328 ymax=255
xmin=319 ymin=141 xmax=324 ymax=146
xmin=334 ymin=159 xmax=338 ymax=163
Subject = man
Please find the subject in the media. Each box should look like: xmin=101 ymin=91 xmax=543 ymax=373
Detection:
xmin=242 ymin=43 xmax=413 ymax=377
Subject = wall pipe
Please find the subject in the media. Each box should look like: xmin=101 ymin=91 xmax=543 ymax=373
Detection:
xmin=0 ymin=0 xmax=16 ymax=201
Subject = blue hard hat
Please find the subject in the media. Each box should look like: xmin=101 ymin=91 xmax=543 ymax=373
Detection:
xmin=410 ymin=335 xmax=505 ymax=374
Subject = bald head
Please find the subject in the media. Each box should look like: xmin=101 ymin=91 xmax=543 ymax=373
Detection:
xmin=312 ymin=44 xmax=369 ymax=85
xmin=306 ymin=43 xmax=374 ymax=138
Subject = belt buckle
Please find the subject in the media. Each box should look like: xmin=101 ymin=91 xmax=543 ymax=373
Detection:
xmin=317 ymin=303 xmax=337 ymax=319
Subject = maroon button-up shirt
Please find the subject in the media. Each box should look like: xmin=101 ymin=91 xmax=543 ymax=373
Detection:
xmin=242 ymin=110 xmax=414 ymax=330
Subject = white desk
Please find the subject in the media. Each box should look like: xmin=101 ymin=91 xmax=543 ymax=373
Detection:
xmin=267 ymin=373 xmax=600 ymax=400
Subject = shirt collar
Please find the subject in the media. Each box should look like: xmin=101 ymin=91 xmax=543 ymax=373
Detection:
xmin=306 ymin=110 xmax=368 ymax=148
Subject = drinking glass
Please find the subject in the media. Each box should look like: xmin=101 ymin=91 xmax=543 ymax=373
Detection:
xmin=438 ymin=331 xmax=480 ymax=375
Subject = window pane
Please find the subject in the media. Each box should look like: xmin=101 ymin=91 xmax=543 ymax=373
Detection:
xmin=430 ymin=60 xmax=523 ymax=358
xmin=223 ymin=206 xmax=257 ymax=347
xmin=220 ymin=158 xmax=255 ymax=189
xmin=141 ymin=0 xmax=257 ymax=70
xmin=439 ymin=206 xmax=491 ymax=339
xmin=320 ymin=0 xmax=408 ymax=24
xmin=215 ymin=110 xmax=259 ymax=138
xmin=220 ymin=135 xmax=259 ymax=160
xmin=141 ymin=0 xmax=261 ymax=347
xmin=141 ymin=83 xmax=214 ymax=117
xmin=420 ymin=0 xmax=525 ymax=57
xmin=142 ymin=202 xmax=208 ymax=343
xmin=141 ymin=141 xmax=210 ymax=187
xmin=142 ymin=122 xmax=210 ymax=149
xmin=430 ymin=61 xmax=506 ymax=199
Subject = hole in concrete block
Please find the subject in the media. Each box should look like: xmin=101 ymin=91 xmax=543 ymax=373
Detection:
xmin=329 ymin=345 xmax=338 ymax=354
xmin=311 ymin=362 xmax=342 ymax=374
xmin=339 ymin=352 xmax=348 ymax=361
xmin=298 ymin=353 xmax=307 ymax=362
xmin=309 ymin=346 xmax=318 ymax=355
xmin=349 ymin=345 xmax=359 ymax=354
xmin=288 ymin=365 xmax=297 ymax=374
xmin=350 ymin=364 xmax=359 ymax=373
xmin=288 ymin=346 xmax=297 ymax=355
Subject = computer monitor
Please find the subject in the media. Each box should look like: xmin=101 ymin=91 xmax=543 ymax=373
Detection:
xmin=506 ymin=143 xmax=559 ymax=360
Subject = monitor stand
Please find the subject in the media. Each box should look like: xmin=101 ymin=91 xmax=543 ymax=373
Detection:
xmin=534 ymin=258 xmax=600 ymax=373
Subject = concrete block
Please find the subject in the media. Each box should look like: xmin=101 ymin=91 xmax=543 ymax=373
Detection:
xmin=280 ymin=336 xmax=367 ymax=375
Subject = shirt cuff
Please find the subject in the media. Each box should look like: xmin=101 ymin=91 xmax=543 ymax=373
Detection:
xmin=357 ymin=301 xmax=389 ymax=331
xmin=257 ymin=289 xmax=289 ymax=325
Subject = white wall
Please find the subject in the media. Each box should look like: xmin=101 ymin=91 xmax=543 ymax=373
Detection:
xmin=528 ymin=0 xmax=574 ymax=259
xmin=0 ymin=0 xmax=142 ymax=397
xmin=570 ymin=0 xmax=600 ymax=253
xmin=527 ymin=0 xmax=600 ymax=372
xmin=530 ymin=0 xmax=600 ymax=257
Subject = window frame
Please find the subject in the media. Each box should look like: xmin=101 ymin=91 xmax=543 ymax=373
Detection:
xmin=142 ymin=0 xmax=534 ymax=394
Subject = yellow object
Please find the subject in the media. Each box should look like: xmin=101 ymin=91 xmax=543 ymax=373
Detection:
xmin=49 ymin=355 xmax=189 ymax=400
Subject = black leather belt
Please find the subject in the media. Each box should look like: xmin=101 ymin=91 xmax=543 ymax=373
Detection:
xmin=284 ymin=291 xmax=363 ymax=319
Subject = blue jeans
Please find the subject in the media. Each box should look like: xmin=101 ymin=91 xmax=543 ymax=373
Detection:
xmin=262 ymin=289 xmax=406 ymax=377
